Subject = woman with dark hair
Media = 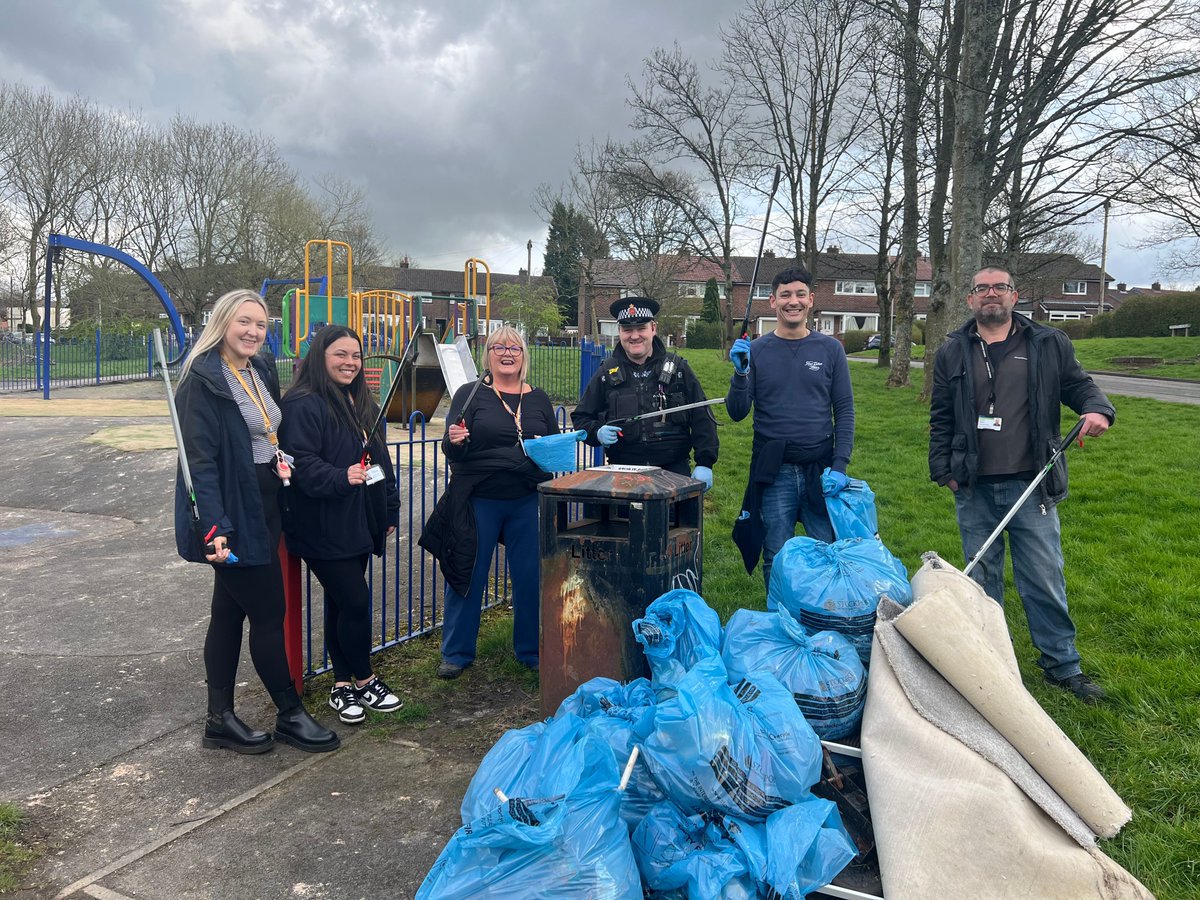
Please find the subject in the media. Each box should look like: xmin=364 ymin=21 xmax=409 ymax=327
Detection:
xmin=279 ymin=326 xmax=403 ymax=724
xmin=419 ymin=325 xmax=558 ymax=680
xmin=175 ymin=289 xmax=339 ymax=754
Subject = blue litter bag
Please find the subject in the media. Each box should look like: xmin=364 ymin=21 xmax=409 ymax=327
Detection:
xmin=641 ymin=655 xmax=822 ymax=822
xmin=632 ymin=589 xmax=723 ymax=696
xmin=523 ymin=430 xmax=586 ymax=473
xmin=768 ymin=536 xmax=911 ymax=665
xmin=821 ymin=468 xmax=879 ymax=541
xmin=420 ymin=713 xmax=640 ymax=899
xmin=554 ymin=677 xmax=666 ymax=830
xmin=631 ymin=801 xmax=757 ymax=899
xmin=728 ymin=797 xmax=859 ymax=899
xmin=722 ymin=606 xmax=867 ymax=740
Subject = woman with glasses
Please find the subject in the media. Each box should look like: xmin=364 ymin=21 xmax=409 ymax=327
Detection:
xmin=419 ymin=325 xmax=558 ymax=679
xmin=278 ymin=326 xmax=403 ymax=724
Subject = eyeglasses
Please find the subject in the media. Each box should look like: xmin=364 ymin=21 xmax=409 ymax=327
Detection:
xmin=971 ymin=283 xmax=1015 ymax=296
xmin=489 ymin=345 xmax=524 ymax=354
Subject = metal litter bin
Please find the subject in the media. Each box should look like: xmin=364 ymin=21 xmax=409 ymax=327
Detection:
xmin=538 ymin=464 xmax=704 ymax=714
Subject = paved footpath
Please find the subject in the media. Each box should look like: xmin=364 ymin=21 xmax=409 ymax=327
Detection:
xmin=0 ymin=382 xmax=519 ymax=900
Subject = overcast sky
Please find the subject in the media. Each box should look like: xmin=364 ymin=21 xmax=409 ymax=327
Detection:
xmin=0 ymin=0 xmax=1184 ymax=288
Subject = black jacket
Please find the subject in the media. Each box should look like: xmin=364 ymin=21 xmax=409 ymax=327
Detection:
xmin=418 ymin=446 xmax=545 ymax=596
xmin=929 ymin=314 xmax=1115 ymax=505
xmin=572 ymin=338 xmax=718 ymax=471
xmin=278 ymin=391 xmax=400 ymax=560
xmin=173 ymin=349 xmax=282 ymax=566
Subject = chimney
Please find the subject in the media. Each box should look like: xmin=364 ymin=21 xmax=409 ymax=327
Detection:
xmin=399 ymin=256 xmax=410 ymax=269
xmin=827 ymin=245 xmax=840 ymax=256
xmin=519 ymin=267 xmax=528 ymax=280
xmin=1117 ymin=282 xmax=1127 ymax=292
xmin=1152 ymin=281 xmax=1162 ymax=291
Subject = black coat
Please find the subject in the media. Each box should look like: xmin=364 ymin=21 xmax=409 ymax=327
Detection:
xmin=418 ymin=446 xmax=545 ymax=596
xmin=173 ymin=349 xmax=282 ymax=566
xmin=929 ymin=314 xmax=1116 ymax=505
xmin=278 ymin=391 xmax=400 ymax=560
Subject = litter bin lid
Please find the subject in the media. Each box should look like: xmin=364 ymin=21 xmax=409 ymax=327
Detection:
xmin=537 ymin=465 xmax=702 ymax=500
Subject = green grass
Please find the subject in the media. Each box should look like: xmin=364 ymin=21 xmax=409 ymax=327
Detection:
xmin=1071 ymin=336 xmax=1200 ymax=379
xmin=0 ymin=803 xmax=36 ymax=893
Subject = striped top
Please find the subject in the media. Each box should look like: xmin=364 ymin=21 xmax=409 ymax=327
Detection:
xmin=222 ymin=361 xmax=281 ymax=463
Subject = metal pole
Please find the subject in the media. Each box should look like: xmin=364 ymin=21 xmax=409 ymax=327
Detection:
xmin=1098 ymin=199 xmax=1111 ymax=317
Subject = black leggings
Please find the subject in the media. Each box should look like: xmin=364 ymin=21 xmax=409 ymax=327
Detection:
xmin=203 ymin=464 xmax=293 ymax=694
xmin=307 ymin=555 xmax=372 ymax=682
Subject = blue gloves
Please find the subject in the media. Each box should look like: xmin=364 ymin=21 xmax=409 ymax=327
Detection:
xmin=730 ymin=337 xmax=751 ymax=375
xmin=596 ymin=424 xmax=621 ymax=447
xmin=691 ymin=466 xmax=713 ymax=491
xmin=821 ymin=468 xmax=851 ymax=496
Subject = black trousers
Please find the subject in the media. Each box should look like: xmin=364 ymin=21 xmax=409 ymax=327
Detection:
xmin=203 ymin=464 xmax=293 ymax=694
xmin=306 ymin=555 xmax=373 ymax=682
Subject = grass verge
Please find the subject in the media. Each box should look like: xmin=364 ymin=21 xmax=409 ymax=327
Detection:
xmin=0 ymin=804 xmax=36 ymax=894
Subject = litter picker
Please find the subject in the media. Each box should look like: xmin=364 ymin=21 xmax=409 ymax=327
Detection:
xmin=963 ymin=417 xmax=1086 ymax=576
xmin=153 ymin=329 xmax=236 ymax=561
xmin=607 ymin=396 xmax=726 ymax=427
xmin=739 ymin=165 xmax=783 ymax=340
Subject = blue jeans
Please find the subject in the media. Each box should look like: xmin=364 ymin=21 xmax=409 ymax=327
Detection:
xmin=761 ymin=464 xmax=835 ymax=607
xmin=441 ymin=493 xmax=540 ymax=668
xmin=954 ymin=480 xmax=1081 ymax=679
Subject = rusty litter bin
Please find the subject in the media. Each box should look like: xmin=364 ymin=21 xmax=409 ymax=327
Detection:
xmin=538 ymin=464 xmax=704 ymax=714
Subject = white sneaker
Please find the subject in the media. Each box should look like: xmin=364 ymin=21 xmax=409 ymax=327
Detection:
xmin=328 ymin=685 xmax=366 ymax=724
xmin=355 ymin=676 xmax=403 ymax=713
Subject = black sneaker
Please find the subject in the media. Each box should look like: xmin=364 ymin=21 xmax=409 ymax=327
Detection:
xmin=1045 ymin=671 xmax=1106 ymax=704
xmin=328 ymin=685 xmax=366 ymax=724
xmin=437 ymin=661 xmax=467 ymax=680
xmin=355 ymin=676 xmax=403 ymax=713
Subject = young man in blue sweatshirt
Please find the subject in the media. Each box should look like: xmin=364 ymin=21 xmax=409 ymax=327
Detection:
xmin=726 ymin=266 xmax=856 ymax=602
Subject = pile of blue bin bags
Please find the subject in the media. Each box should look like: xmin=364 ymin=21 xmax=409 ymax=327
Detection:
xmin=417 ymin=475 xmax=910 ymax=899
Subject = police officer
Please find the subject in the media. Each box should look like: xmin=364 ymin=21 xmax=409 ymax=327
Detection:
xmin=573 ymin=297 xmax=718 ymax=487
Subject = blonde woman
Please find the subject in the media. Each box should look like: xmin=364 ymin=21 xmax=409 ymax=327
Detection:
xmin=419 ymin=325 xmax=558 ymax=679
xmin=174 ymin=289 xmax=339 ymax=754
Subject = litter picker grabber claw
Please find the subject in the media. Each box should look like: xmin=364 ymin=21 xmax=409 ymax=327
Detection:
xmin=739 ymin=165 xmax=783 ymax=341
xmin=963 ymin=417 xmax=1086 ymax=577
xmin=153 ymin=329 xmax=236 ymax=561
xmin=606 ymin=396 xmax=726 ymax=428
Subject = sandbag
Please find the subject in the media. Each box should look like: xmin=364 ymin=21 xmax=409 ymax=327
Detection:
xmin=768 ymin=536 xmax=911 ymax=665
xmin=420 ymin=713 xmax=640 ymax=899
xmin=632 ymin=588 xmax=723 ymax=695
xmin=641 ymin=655 xmax=822 ymax=822
xmin=554 ymin=677 xmax=666 ymax=830
xmin=860 ymin=554 xmax=1151 ymax=899
xmin=722 ymin=606 xmax=866 ymax=740
xmin=821 ymin=469 xmax=879 ymax=540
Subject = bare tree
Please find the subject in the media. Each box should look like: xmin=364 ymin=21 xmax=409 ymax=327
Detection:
xmin=722 ymin=0 xmax=875 ymax=270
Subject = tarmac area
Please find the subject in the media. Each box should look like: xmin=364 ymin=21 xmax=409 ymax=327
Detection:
xmin=0 ymin=381 xmax=526 ymax=900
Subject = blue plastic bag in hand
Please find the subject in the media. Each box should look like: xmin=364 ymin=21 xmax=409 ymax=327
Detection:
xmin=632 ymin=801 xmax=758 ymax=899
xmin=641 ymin=655 xmax=822 ymax=822
xmin=554 ymin=677 xmax=665 ymax=831
xmin=821 ymin=468 xmax=880 ymax=541
xmin=633 ymin=589 xmax=723 ymax=696
xmin=722 ymin=606 xmax=866 ymax=740
xmin=420 ymin=713 xmax=640 ymax=900
xmin=768 ymin=536 xmax=911 ymax=666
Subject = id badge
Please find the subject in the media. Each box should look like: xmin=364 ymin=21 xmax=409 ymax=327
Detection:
xmin=976 ymin=415 xmax=1003 ymax=432
xmin=364 ymin=464 xmax=385 ymax=485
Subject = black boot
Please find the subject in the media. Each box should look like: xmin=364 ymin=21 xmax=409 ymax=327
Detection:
xmin=270 ymin=686 xmax=340 ymax=753
xmin=203 ymin=685 xmax=274 ymax=755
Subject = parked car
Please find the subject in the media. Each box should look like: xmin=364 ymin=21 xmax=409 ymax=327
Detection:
xmin=866 ymin=333 xmax=914 ymax=350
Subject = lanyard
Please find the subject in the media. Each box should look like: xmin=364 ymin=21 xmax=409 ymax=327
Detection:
xmin=227 ymin=361 xmax=279 ymax=448
xmin=492 ymin=386 xmax=525 ymax=445
xmin=975 ymin=321 xmax=1016 ymax=416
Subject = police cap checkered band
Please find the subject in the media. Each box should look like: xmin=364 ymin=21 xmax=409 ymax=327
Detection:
xmin=609 ymin=296 xmax=659 ymax=323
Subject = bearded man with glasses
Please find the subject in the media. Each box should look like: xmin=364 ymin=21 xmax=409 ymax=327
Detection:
xmin=929 ymin=266 xmax=1115 ymax=703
